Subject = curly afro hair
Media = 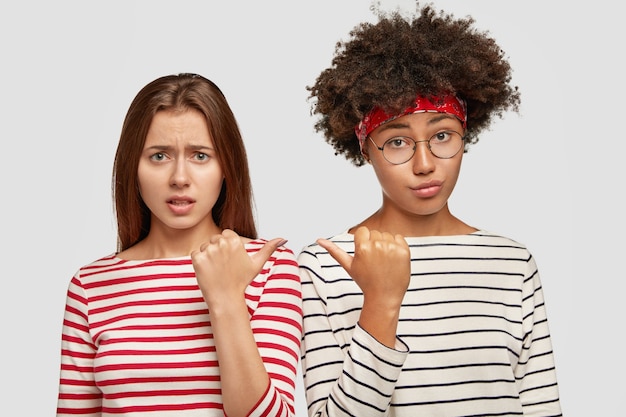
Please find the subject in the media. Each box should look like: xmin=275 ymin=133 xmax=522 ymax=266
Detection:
xmin=307 ymin=2 xmax=521 ymax=166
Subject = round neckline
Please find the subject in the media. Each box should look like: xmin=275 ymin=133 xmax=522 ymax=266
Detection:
xmin=113 ymin=238 xmax=267 ymax=262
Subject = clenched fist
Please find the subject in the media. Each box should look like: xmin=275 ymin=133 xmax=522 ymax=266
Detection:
xmin=317 ymin=226 xmax=410 ymax=347
xmin=191 ymin=229 xmax=286 ymax=309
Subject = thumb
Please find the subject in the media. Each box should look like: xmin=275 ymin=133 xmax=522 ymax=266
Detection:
xmin=250 ymin=237 xmax=286 ymax=270
xmin=317 ymin=238 xmax=353 ymax=273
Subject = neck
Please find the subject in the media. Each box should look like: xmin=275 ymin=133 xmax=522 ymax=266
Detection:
xmin=354 ymin=204 xmax=475 ymax=237
xmin=122 ymin=221 xmax=222 ymax=260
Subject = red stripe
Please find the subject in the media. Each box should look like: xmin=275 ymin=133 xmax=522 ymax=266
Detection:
xmin=257 ymin=301 xmax=302 ymax=313
xmin=268 ymin=372 xmax=297 ymax=390
xmin=61 ymin=334 xmax=94 ymax=347
xmin=81 ymin=259 xmax=192 ymax=278
xmin=57 ymin=406 xmax=102 ymax=414
xmin=82 ymin=272 xmax=196 ymax=289
xmin=254 ymin=327 xmax=301 ymax=346
xmin=60 ymin=364 xmax=95 ymax=374
xmin=61 ymin=348 xmax=95 ymax=360
xmin=91 ymin=308 xmax=209 ymax=329
xmin=96 ymin=345 xmax=216 ymax=357
xmin=97 ymin=375 xmax=220 ymax=386
xmin=104 ymin=388 xmax=221 ymax=399
xmin=59 ymin=378 xmax=97 ymax=387
xmin=90 ymin=284 xmax=200 ymax=303
xmin=90 ymin=296 xmax=205 ymax=315
xmin=272 ymin=257 xmax=298 ymax=267
xmin=92 ymin=321 xmax=211 ymax=341
xmin=260 ymin=347 xmax=299 ymax=368
xmin=101 ymin=402 xmax=223 ymax=413
xmin=99 ymin=332 xmax=212 ymax=345
xmin=66 ymin=288 xmax=87 ymax=307
xmin=58 ymin=393 xmax=101 ymax=400
xmin=62 ymin=318 xmax=89 ymax=334
xmin=263 ymin=287 xmax=302 ymax=297
xmin=252 ymin=315 xmax=302 ymax=333
xmin=94 ymin=360 xmax=219 ymax=372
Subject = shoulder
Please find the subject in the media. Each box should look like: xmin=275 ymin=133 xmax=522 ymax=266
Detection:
xmin=300 ymin=231 xmax=354 ymax=252
xmin=446 ymin=230 xmax=535 ymax=266
xmin=73 ymin=253 xmax=192 ymax=284
xmin=403 ymin=229 xmax=529 ymax=248
xmin=246 ymin=238 xmax=293 ymax=252
xmin=247 ymin=238 xmax=297 ymax=263
xmin=69 ymin=253 xmax=130 ymax=287
xmin=467 ymin=230 xmax=530 ymax=251
xmin=402 ymin=231 xmax=533 ymax=260
xmin=77 ymin=253 xmax=123 ymax=272
xmin=297 ymin=232 xmax=354 ymax=268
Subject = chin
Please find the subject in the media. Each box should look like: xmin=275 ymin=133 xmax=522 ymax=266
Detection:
xmin=407 ymin=202 xmax=448 ymax=217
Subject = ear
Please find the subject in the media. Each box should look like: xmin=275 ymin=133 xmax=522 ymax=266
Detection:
xmin=361 ymin=148 xmax=371 ymax=164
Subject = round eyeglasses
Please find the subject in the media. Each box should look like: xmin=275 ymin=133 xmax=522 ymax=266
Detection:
xmin=367 ymin=130 xmax=465 ymax=165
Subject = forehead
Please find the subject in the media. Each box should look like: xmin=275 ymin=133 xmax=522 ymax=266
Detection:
xmin=375 ymin=111 xmax=461 ymax=134
xmin=149 ymin=108 xmax=207 ymax=130
xmin=145 ymin=109 xmax=213 ymax=145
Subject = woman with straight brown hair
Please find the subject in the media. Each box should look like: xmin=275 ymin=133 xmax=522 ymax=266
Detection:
xmin=56 ymin=73 xmax=302 ymax=417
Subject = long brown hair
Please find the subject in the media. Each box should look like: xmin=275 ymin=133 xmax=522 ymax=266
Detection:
xmin=112 ymin=73 xmax=257 ymax=252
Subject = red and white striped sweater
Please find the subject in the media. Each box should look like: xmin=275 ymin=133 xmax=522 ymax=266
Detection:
xmin=57 ymin=241 xmax=302 ymax=416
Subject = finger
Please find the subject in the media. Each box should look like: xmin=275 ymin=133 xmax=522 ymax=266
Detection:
xmin=354 ymin=226 xmax=377 ymax=256
xmin=317 ymin=238 xmax=353 ymax=272
xmin=217 ymin=229 xmax=246 ymax=251
xmin=353 ymin=226 xmax=371 ymax=243
xmin=199 ymin=237 xmax=218 ymax=252
xmin=208 ymin=234 xmax=222 ymax=244
xmin=221 ymin=228 xmax=238 ymax=239
xmin=250 ymin=237 xmax=286 ymax=270
xmin=394 ymin=233 xmax=408 ymax=248
xmin=376 ymin=231 xmax=398 ymax=251
xmin=369 ymin=229 xmax=384 ymax=243
xmin=198 ymin=229 xmax=231 ymax=252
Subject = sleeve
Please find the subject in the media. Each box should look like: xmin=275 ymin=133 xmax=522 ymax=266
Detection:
xmin=247 ymin=246 xmax=303 ymax=417
xmin=56 ymin=272 xmax=102 ymax=417
xmin=298 ymin=245 xmax=409 ymax=417
xmin=517 ymin=253 xmax=562 ymax=416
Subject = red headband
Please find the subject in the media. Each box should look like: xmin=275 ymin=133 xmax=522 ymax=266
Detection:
xmin=354 ymin=94 xmax=467 ymax=151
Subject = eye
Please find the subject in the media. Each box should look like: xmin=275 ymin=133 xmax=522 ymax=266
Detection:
xmin=194 ymin=152 xmax=210 ymax=161
xmin=150 ymin=152 xmax=167 ymax=162
xmin=431 ymin=131 xmax=453 ymax=143
xmin=385 ymin=137 xmax=413 ymax=150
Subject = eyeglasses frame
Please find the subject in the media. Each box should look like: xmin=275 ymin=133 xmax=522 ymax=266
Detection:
xmin=367 ymin=130 xmax=465 ymax=165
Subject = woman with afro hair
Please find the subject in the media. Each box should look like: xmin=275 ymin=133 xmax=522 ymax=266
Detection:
xmin=297 ymin=3 xmax=562 ymax=416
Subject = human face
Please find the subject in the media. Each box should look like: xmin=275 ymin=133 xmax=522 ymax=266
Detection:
xmin=138 ymin=109 xmax=223 ymax=234
xmin=365 ymin=111 xmax=464 ymax=219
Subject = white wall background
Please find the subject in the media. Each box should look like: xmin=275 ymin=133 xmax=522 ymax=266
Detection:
xmin=1 ymin=0 xmax=623 ymax=415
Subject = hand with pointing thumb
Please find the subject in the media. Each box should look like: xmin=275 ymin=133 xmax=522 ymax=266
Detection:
xmin=191 ymin=229 xmax=286 ymax=308
xmin=317 ymin=226 xmax=410 ymax=311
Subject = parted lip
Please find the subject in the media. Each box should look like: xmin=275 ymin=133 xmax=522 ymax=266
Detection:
xmin=167 ymin=195 xmax=195 ymax=204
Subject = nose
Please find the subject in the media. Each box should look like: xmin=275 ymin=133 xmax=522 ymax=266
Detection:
xmin=411 ymin=139 xmax=435 ymax=174
xmin=170 ymin=159 xmax=190 ymax=188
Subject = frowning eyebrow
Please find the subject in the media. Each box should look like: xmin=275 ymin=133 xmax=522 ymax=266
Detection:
xmin=144 ymin=144 xmax=215 ymax=152
xmin=377 ymin=113 xmax=457 ymax=133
